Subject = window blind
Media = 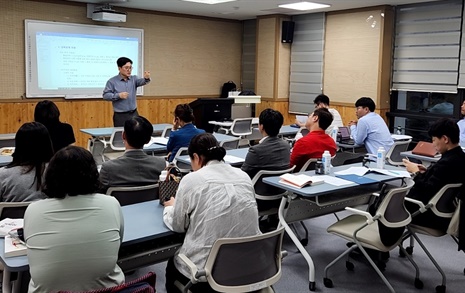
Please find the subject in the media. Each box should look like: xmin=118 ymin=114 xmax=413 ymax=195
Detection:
xmin=392 ymin=0 xmax=462 ymax=93
xmin=288 ymin=13 xmax=325 ymax=114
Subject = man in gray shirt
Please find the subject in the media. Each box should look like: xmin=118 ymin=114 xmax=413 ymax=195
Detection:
xmin=103 ymin=57 xmax=151 ymax=126
xmin=99 ymin=116 xmax=166 ymax=193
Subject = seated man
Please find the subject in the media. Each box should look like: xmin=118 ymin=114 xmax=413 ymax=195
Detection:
xmin=349 ymin=97 xmax=394 ymax=154
xmin=290 ymin=108 xmax=337 ymax=171
xmin=241 ymin=109 xmax=290 ymax=215
xmin=296 ymin=94 xmax=343 ymax=136
xmin=403 ymin=118 xmax=465 ymax=231
xmin=457 ymin=100 xmax=465 ymax=147
xmin=99 ymin=116 xmax=166 ymax=193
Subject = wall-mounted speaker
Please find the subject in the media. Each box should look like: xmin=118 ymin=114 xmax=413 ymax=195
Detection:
xmin=282 ymin=21 xmax=295 ymax=43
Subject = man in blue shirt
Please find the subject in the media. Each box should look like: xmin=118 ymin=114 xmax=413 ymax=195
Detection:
xmin=349 ymin=97 xmax=394 ymax=154
xmin=103 ymin=57 xmax=151 ymax=127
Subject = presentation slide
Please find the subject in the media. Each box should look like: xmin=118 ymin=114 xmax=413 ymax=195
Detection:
xmin=25 ymin=20 xmax=144 ymax=98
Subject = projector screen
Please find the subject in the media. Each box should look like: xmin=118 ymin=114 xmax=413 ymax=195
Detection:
xmin=25 ymin=20 xmax=144 ymax=98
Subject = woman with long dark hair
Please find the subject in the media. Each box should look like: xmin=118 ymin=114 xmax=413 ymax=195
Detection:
xmin=0 ymin=122 xmax=54 ymax=201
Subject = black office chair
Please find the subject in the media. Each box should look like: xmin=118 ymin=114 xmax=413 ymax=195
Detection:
xmin=106 ymin=184 xmax=159 ymax=206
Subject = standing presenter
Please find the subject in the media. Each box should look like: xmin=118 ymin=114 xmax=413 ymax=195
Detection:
xmin=103 ymin=57 xmax=151 ymax=127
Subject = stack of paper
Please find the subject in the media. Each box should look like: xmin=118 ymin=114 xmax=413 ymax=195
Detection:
xmin=4 ymin=235 xmax=27 ymax=257
xmin=0 ymin=218 xmax=24 ymax=237
xmin=334 ymin=167 xmax=410 ymax=178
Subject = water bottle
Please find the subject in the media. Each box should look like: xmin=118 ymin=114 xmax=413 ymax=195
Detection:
xmin=376 ymin=147 xmax=385 ymax=169
xmin=159 ymin=170 xmax=168 ymax=182
xmin=396 ymin=126 xmax=402 ymax=135
xmin=331 ymin=127 xmax=338 ymax=142
xmin=322 ymin=150 xmax=331 ymax=174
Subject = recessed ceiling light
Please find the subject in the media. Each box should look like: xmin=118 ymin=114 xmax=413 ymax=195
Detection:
xmin=279 ymin=2 xmax=330 ymax=11
xmin=181 ymin=0 xmax=237 ymax=4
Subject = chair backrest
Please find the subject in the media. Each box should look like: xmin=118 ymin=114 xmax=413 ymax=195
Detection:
xmin=298 ymin=158 xmax=318 ymax=172
xmin=173 ymin=147 xmax=191 ymax=173
xmin=106 ymin=184 xmax=159 ymax=206
xmin=376 ymin=178 xmax=415 ymax=228
xmin=109 ymin=127 xmax=125 ymax=151
xmin=0 ymin=202 xmax=31 ymax=220
xmin=161 ymin=125 xmax=172 ymax=138
xmin=386 ymin=139 xmax=411 ymax=166
xmin=252 ymin=166 xmax=296 ymax=201
xmin=230 ymin=118 xmax=253 ymax=137
xmin=219 ymin=137 xmax=240 ymax=150
xmin=297 ymin=127 xmax=309 ymax=137
xmin=428 ymin=183 xmax=463 ymax=218
xmin=205 ymin=228 xmax=285 ymax=292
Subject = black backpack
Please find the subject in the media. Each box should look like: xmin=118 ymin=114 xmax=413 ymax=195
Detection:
xmin=220 ymin=81 xmax=236 ymax=98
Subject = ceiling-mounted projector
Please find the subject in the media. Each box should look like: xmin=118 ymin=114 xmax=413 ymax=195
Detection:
xmin=92 ymin=9 xmax=127 ymax=23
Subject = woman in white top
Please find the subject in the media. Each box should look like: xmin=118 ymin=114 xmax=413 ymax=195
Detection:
xmin=24 ymin=146 xmax=125 ymax=292
xmin=163 ymin=133 xmax=261 ymax=293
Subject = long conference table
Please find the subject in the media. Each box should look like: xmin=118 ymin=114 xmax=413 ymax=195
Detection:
xmin=262 ymin=163 xmax=409 ymax=291
xmin=0 ymin=200 xmax=183 ymax=293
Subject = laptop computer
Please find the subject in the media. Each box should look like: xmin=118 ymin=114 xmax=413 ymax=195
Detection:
xmin=338 ymin=126 xmax=355 ymax=145
xmin=412 ymin=141 xmax=439 ymax=157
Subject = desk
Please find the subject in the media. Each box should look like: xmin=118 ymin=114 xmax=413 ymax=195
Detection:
xmin=278 ymin=125 xmax=300 ymax=137
xmin=208 ymin=117 xmax=259 ymax=128
xmin=80 ymin=124 xmax=172 ymax=138
xmin=177 ymin=148 xmax=249 ymax=167
xmin=0 ymin=200 xmax=183 ymax=293
xmin=0 ymin=133 xmax=15 ymax=148
xmin=263 ymin=164 xmax=407 ymax=291
xmin=0 ymin=155 xmax=12 ymax=167
xmin=401 ymin=150 xmax=440 ymax=165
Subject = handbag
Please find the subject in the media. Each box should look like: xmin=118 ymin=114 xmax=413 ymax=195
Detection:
xmin=159 ymin=165 xmax=182 ymax=205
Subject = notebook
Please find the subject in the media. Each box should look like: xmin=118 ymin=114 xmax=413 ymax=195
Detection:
xmin=338 ymin=126 xmax=355 ymax=145
xmin=412 ymin=141 xmax=439 ymax=158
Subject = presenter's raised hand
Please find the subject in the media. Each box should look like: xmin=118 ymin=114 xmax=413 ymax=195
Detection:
xmin=144 ymin=71 xmax=151 ymax=79
xmin=119 ymin=92 xmax=129 ymax=99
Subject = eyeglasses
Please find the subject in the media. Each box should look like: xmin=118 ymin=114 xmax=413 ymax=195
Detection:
xmin=122 ymin=66 xmax=133 ymax=70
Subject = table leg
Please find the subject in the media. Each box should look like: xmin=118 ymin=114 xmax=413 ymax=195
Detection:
xmin=277 ymin=196 xmax=316 ymax=291
xmin=12 ymin=271 xmax=21 ymax=293
xmin=3 ymin=269 xmax=11 ymax=293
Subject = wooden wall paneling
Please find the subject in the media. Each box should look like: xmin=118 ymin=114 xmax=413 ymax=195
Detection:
xmin=256 ymin=17 xmax=277 ymax=99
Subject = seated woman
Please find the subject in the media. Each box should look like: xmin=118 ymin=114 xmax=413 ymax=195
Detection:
xmin=166 ymin=104 xmax=205 ymax=162
xmin=163 ymin=133 xmax=260 ymax=293
xmin=24 ymin=146 xmax=125 ymax=292
xmin=34 ymin=100 xmax=75 ymax=152
xmin=0 ymin=122 xmax=54 ymax=202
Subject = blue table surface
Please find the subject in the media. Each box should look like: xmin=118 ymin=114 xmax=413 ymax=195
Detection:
xmin=0 ymin=200 xmax=174 ymax=271
xmin=80 ymin=124 xmax=172 ymax=137
xmin=263 ymin=163 xmax=407 ymax=198
xmin=0 ymin=155 xmax=12 ymax=167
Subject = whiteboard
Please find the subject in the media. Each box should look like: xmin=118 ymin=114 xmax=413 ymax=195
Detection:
xmin=25 ymin=20 xmax=144 ymax=98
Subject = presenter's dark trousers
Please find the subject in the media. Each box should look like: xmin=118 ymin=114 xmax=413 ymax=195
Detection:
xmin=113 ymin=109 xmax=138 ymax=127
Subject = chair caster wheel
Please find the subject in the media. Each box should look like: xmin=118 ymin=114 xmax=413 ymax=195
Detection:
xmin=414 ymin=278 xmax=423 ymax=289
xmin=399 ymin=247 xmax=406 ymax=257
xmin=323 ymin=278 xmax=333 ymax=288
xmin=346 ymin=261 xmax=354 ymax=271
xmin=301 ymin=238 xmax=308 ymax=246
xmin=435 ymin=285 xmax=446 ymax=293
xmin=406 ymin=246 xmax=413 ymax=255
xmin=309 ymin=281 xmax=316 ymax=291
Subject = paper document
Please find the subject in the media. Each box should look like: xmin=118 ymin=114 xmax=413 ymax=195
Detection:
xmin=334 ymin=167 xmax=411 ymax=178
xmin=0 ymin=218 xmax=23 ymax=237
xmin=391 ymin=134 xmax=412 ymax=140
xmin=296 ymin=115 xmax=307 ymax=125
xmin=152 ymin=137 xmax=169 ymax=145
xmin=317 ymin=175 xmax=354 ymax=186
xmin=223 ymin=155 xmax=244 ymax=164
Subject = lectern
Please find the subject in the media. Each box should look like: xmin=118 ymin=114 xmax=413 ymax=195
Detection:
xmin=189 ymin=98 xmax=234 ymax=133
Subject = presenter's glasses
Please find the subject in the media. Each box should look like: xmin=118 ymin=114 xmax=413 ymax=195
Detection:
xmin=122 ymin=66 xmax=133 ymax=70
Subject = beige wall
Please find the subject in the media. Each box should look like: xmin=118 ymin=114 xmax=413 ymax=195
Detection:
xmin=1 ymin=0 xmax=242 ymax=100
xmin=323 ymin=6 xmax=394 ymax=110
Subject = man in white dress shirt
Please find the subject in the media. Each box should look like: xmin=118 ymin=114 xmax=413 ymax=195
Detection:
xmin=457 ymin=100 xmax=465 ymax=147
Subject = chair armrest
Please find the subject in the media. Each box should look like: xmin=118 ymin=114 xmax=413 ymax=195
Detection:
xmin=372 ymin=193 xmax=380 ymax=197
xmin=404 ymin=197 xmax=429 ymax=213
xmin=345 ymin=207 xmax=378 ymax=225
xmin=178 ymin=254 xmax=204 ymax=284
